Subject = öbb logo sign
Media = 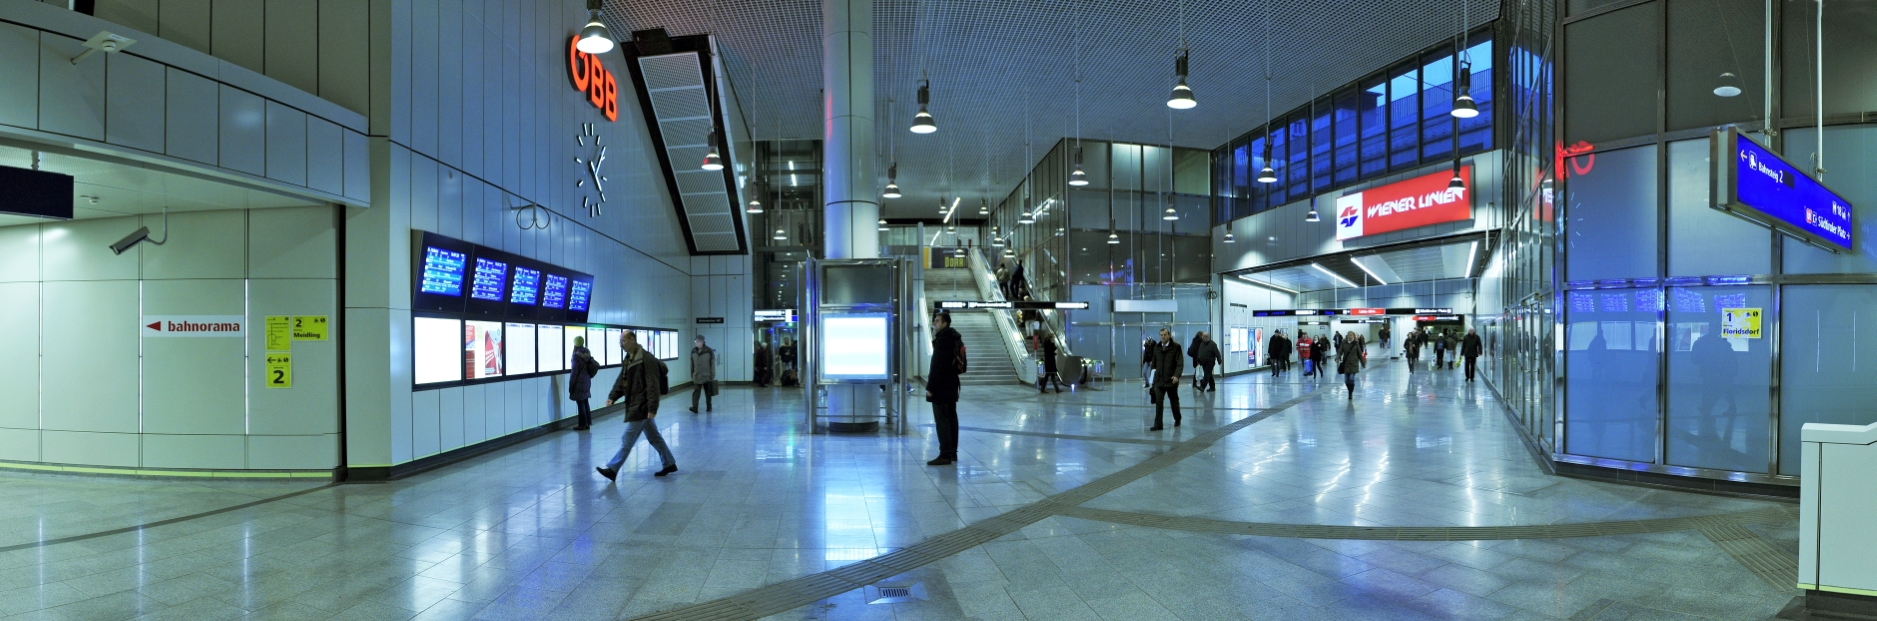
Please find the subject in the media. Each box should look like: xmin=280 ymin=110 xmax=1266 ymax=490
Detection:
xmin=568 ymin=37 xmax=618 ymax=122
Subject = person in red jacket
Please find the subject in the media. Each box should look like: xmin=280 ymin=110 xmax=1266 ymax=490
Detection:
xmin=1296 ymin=333 xmax=1314 ymax=377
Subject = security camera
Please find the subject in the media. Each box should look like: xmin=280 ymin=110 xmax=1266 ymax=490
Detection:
xmin=109 ymin=227 xmax=150 ymax=255
xmin=71 ymin=31 xmax=136 ymax=65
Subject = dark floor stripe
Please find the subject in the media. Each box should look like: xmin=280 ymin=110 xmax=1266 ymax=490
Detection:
xmin=0 ymin=483 xmax=339 ymax=553
xmin=952 ymin=426 xmax=1186 ymax=446
xmin=626 ymin=387 xmax=1327 ymax=620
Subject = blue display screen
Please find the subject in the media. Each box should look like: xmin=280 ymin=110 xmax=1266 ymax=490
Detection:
xmin=468 ymin=257 xmax=508 ymax=301
xmin=542 ymin=275 xmax=569 ymax=309
xmin=509 ymin=267 xmax=541 ymax=305
xmin=567 ymin=279 xmax=592 ymax=312
xmin=418 ymin=247 xmax=467 ymax=296
xmin=1731 ymin=134 xmax=1854 ymax=252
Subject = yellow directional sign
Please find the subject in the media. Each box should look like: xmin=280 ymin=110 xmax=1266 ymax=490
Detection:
xmin=265 ymin=353 xmax=292 ymax=388
xmin=264 ymin=316 xmax=292 ymax=351
xmin=1721 ymin=307 xmax=1762 ymax=339
xmin=292 ymin=315 xmax=328 ymax=341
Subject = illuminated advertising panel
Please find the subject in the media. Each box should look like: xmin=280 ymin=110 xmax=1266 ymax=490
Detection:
xmin=822 ymin=314 xmax=891 ymax=380
xmin=463 ymin=320 xmax=505 ymax=379
xmin=413 ymin=317 xmax=462 ymax=384
xmin=1335 ymin=166 xmax=1473 ymax=241
xmin=506 ymin=322 xmax=537 ymax=375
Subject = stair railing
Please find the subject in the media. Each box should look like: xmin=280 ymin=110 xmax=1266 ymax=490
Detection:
xmin=965 ymin=250 xmax=1041 ymax=383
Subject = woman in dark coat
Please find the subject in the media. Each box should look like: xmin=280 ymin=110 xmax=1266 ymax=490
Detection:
xmin=926 ymin=312 xmax=964 ymax=466
xmin=569 ymin=336 xmax=597 ymax=430
xmin=1038 ymin=330 xmax=1063 ymax=393
xmin=1337 ymin=330 xmax=1364 ymax=399
xmin=1405 ymin=329 xmax=1423 ymax=372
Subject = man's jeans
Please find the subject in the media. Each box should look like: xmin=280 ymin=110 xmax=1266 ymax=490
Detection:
xmin=605 ymin=417 xmax=676 ymax=471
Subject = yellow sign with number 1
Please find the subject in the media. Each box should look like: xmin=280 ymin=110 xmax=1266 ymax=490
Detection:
xmin=265 ymin=353 xmax=292 ymax=388
xmin=1721 ymin=308 xmax=1762 ymax=339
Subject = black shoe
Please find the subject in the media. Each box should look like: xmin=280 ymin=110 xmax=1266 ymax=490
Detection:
xmin=689 ymin=406 xmax=697 ymax=413
xmin=573 ymin=426 xmax=589 ymax=431
xmin=1055 ymin=388 xmax=1062 ymax=394
xmin=595 ymin=467 xmax=617 ymax=482
xmin=926 ymin=458 xmax=953 ymax=466
xmin=1174 ymin=419 xmax=1181 ymax=427
xmin=655 ymin=465 xmax=678 ymax=477
xmin=1149 ymin=426 xmax=1164 ymax=431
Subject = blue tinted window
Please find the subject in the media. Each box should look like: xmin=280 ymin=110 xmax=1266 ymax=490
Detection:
xmin=1311 ymin=101 xmax=1333 ymax=192
xmin=1334 ymin=89 xmax=1360 ymax=184
xmin=1389 ymin=64 xmax=1420 ymax=169
xmin=1422 ymin=49 xmax=1455 ymax=160
xmin=1248 ymin=134 xmax=1268 ymax=213
xmin=1267 ymin=124 xmax=1287 ymax=206
xmin=1286 ymin=114 xmax=1310 ymax=199
xmin=1359 ymin=79 xmax=1387 ymax=177
xmin=1232 ymin=142 xmax=1249 ymax=199
xmin=1459 ymin=39 xmax=1493 ymax=154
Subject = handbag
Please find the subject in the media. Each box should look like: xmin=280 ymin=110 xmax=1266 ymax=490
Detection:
xmin=706 ymin=380 xmax=719 ymax=397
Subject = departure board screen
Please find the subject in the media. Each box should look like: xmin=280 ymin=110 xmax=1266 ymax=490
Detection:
xmin=542 ymin=275 xmax=569 ymax=309
xmin=468 ymin=257 xmax=508 ymax=302
xmin=568 ymin=279 xmax=592 ymax=312
xmin=418 ymin=247 xmax=467 ymax=296
xmin=509 ymin=267 xmax=541 ymax=305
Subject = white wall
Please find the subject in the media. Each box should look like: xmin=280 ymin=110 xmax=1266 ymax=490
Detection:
xmin=342 ymin=0 xmax=703 ymax=470
xmin=690 ymin=254 xmax=754 ymax=383
xmin=1219 ymin=277 xmax=1296 ymax=375
xmin=0 ymin=207 xmax=341 ymax=470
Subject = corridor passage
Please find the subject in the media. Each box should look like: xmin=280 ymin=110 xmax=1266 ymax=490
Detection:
xmin=0 ymin=361 xmax=1797 ymax=620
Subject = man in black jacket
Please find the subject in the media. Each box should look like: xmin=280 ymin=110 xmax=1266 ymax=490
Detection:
xmin=926 ymin=312 xmax=964 ymax=466
xmin=1462 ymin=328 xmax=1483 ymax=381
xmin=1150 ymin=328 xmax=1184 ymax=430
xmin=595 ymin=331 xmax=676 ymax=481
xmin=1267 ymin=330 xmax=1291 ymax=377
xmin=1192 ymin=332 xmax=1221 ymax=393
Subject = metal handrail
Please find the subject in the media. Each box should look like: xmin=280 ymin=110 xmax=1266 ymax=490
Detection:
xmin=964 ymin=250 xmax=1044 ymax=382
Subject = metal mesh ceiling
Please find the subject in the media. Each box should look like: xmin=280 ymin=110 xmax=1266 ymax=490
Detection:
xmin=602 ymin=0 xmax=1499 ymax=218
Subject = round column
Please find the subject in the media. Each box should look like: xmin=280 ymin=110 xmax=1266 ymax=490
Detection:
xmin=822 ymin=0 xmax=878 ymax=259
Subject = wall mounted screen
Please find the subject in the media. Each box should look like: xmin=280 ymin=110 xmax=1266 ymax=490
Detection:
xmin=413 ymin=232 xmax=476 ymax=312
xmin=568 ymin=278 xmax=593 ymax=312
xmin=821 ymin=314 xmax=891 ymax=380
xmin=1714 ymin=127 xmax=1854 ymax=252
xmin=413 ymin=317 xmax=463 ymax=384
xmin=418 ymin=247 xmax=468 ymax=296
xmin=542 ymin=275 xmax=570 ymax=309
xmin=507 ymin=322 xmax=537 ymax=375
xmin=537 ymin=325 xmax=565 ymax=372
xmin=509 ymin=266 xmax=542 ymax=305
xmin=468 ymin=258 xmax=508 ymax=301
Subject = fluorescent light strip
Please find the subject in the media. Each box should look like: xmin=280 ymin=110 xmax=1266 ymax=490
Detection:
xmin=1312 ymin=263 xmax=1360 ymax=288
xmin=1465 ymin=241 xmax=1478 ymax=278
xmin=1235 ymin=274 xmax=1299 ymax=294
xmin=1350 ymin=257 xmax=1387 ymax=286
xmin=942 ymin=197 xmax=961 ymax=223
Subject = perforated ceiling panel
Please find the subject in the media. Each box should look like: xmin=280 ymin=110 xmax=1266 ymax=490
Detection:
xmin=634 ymin=51 xmax=746 ymax=252
xmin=602 ymin=0 xmax=1498 ymax=218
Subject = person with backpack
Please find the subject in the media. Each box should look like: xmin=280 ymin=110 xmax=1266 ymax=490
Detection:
xmin=689 ymin=335 xmax=716 ymax=413
xmin=926 ymin=311 xmax=965 ymax=466
xmin=1296 ymin=332 xmax=1314 ymax=378
xmin=1187 ymin=332 xmax=1205 ymax=390
xmin=569 ymin=336 xmax=598 ymax=430
xmin=595 ymin=330 xmax=677 ymax=481
xmin=1193 ymin=331 xmax=1221 ymax=392
xmin=1462 ymin=328 xmax=1483 ymax=381
xmin=1433 ymin=329 xmax=1448 ymax=369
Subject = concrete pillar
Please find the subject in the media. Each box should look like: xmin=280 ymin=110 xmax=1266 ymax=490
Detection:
xmin=822 ymin=0 xmax=878 ymax=259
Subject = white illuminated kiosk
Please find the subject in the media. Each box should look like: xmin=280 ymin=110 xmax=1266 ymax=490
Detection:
xmin=801 ymin=257 xmax=914 ymax=434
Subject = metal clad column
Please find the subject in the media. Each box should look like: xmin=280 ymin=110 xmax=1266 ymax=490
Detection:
xmin=823 ymin=0 xmax=878 ymax=259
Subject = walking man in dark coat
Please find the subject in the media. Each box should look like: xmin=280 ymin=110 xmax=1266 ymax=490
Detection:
xmin=1192 ymin=332 xmax=1221 ymax=392
xmin=595 ymin=331 xmax=677 ymax=481
xmin=926 ymin=311 xmax=964 ymax=466
xmin=1462 ymin=328 xmax=1484 ymax=381
xmin=1150 ymin=328 xmax=1184 ymax=430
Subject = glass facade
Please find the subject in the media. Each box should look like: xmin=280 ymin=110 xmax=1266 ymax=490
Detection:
xmin=1214 ymin=31 xmax=1494 ymax=220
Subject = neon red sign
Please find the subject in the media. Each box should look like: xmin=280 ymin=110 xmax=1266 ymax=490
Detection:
xmin=567 ymin=37 xmax=617 ymax=122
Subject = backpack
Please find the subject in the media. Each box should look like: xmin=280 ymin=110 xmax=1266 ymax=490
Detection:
xmin=581 ymin=354 xmax=599 ymax=378
xmin=657 ymin=358 xmax=670 ymax=394
xmin=953 ymin=342 xmax=968 ymax=374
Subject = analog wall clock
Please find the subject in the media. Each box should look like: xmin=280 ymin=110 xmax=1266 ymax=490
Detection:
xmin=575 ymin=123 xmax=606 ymax=217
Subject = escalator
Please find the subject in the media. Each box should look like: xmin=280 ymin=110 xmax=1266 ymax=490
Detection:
xmin=922 ymin=267 xmax=1028 ymax=385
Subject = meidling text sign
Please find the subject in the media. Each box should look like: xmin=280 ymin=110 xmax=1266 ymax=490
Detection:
xmin=1712 ymin=127 xmax=1853 ymax=252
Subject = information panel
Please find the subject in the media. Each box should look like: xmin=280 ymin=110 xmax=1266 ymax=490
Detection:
xmin=507 ymin=322 xmax=537 ymax=375
xmin=537 ymin=325 xmax=565 ymax=372
xmin=413 ymin=317 xmax=462 ymax=384
xmin=1714 ymin=127 xmax=1854 ymax=252
xmin=509 ymin=266 xmax=542 ymax=305
xmin=822 ymin=314 xmax=891 ymax=380
xmin=541 ymin=275 xmax=569 ymax=309
xmin=463 ymin=320 xmax=505 ymax=379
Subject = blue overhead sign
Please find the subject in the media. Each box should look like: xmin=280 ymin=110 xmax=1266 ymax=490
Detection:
xmin=1713 ymin=128 xmax=1854 ymax=253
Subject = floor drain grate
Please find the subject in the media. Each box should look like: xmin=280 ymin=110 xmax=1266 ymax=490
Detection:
xmin=864 ymin=583 xmax=926 ymax=604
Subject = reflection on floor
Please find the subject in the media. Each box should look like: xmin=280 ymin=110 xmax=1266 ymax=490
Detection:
xmin=0 ymin=361 xmax=1800 ymax=620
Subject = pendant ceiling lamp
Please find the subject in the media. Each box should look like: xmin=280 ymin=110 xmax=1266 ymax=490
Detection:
xmin=1019 ymin=197 xmax=1036 ymax=224
xmin=701 ymin=130 xmax=723 ymax=170
xmin=1448 ymin=160 xmax=1466 ymax=190
xmin=938 ymin=197 xmax=948 ymax=215
xmin=1450 ymin=0 xmax=1479 ymax=119
xmin=575 ymin=0 xmax=614 ymax=54
xmin=1305 ymin=197 xmax=1322 ymax=222
xmin=911 ymin=74 xmax=937 ymax=134
xmin=878 ymin=219 xmax=889 ymax=231
xmin=1224 ymin=231 xmax=1236 ymax=243
xmin=1069 ymin=151 xmax=1089 ymax=186
xmin=1162 ymin=195 xmax=1179 ymax=221
xmin=1713 ymin=72 xmax=1742 ymax=97
xmin=979 ymin=198 xmax=990 ymax=215
xmin=746 ymin=198 xmax=763 ymax=214
xmin=773 ymin=228 xmax=787 ymax=241
xmin=883 ymin=163 xmax=902 ymax=198
xmin=1256 ymin=2 xmax=1276 ymax=183
xmin=1107 ymin=228 xmax=1119 ymax=244
xmin=1166 ymin=0 xmax=1195 ymax=110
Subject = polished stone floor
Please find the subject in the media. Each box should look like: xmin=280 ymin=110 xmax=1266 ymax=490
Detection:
xmin=0 ymin=361 xmax=1801 ymax=620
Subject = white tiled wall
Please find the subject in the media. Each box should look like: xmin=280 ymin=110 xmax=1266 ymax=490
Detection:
xmin=0 ymin=206 xmax=340 ymax=470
